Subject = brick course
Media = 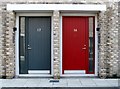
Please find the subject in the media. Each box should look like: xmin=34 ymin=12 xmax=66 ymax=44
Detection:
xmin=118 ymin=1 xmax=120 ymax=77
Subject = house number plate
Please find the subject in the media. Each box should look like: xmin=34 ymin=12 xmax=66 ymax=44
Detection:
xmin=74 ymin=29 xmax=77 ymax=32
xmin=37 ymin=28 xmax=42 ymax=32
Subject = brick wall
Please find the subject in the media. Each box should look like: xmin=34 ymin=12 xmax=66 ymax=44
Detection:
xmin=0 ymin=3 xmax=15 ymax=78
xmin=0 ymin=3 xmax=6 ymax=78
xmin=98 ymin=2 xmax=119 ymax=78
xmin=0 ymin=0 xmax=119 ymax=78
xmin=0 ymin=2 xmax=2 ymax=78
xmin=118 ymin=1 xmax=120 ymax=77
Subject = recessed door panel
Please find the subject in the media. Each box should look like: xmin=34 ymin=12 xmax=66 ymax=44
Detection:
xmin=62 ymin=16 xmax=90 ymax=74
xmin=27 ymin=17 xmax=51 ymax=71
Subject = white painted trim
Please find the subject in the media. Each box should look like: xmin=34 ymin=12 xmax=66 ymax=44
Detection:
xmin=60 ymin=15 xmax=62 ymax=76
xmin=15 ymin=12 xmax=53 ymax=77
xmin=16 ymin=13 xmax=53 ymax=16
xmin=7 ymin=4 xmax=106 ymax=11
xmin=60 ymin=13 xmax=98 ymax=77
xmin=15 ymin=15 xmax=19 ymax=77
xmin=61 ymin=74 xmax=96 ymax=77
xmin=95 ymin=14 xmax=98 ymax=76
xmin=28 ymin=70 xmax=50 ymax=74
xmin=60 ymin=13 xmax=97 ymax=16
xmin=19 ymin=74 xmax=53 ymax=77
xmin=64 ymin=70 xmax=86 ymax=74
xmin=51 ymin=15 xmax=54 ymax=76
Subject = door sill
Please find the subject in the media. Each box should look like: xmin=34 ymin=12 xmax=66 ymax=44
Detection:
xmin=61 ymin=74 xmax=97 ymax=77
xmin=28 ymin=70 xmax=50 ymax=74
xmin=18 ymin=74 xmax=53 ymax=78
xmin=64 ymin=70 xmax=86 ymax=74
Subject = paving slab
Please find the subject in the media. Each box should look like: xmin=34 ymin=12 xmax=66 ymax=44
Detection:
xmin=52 ymin=79 xmax=68 ymax=87
xmin=80 ymin=79 xmax=96 ymax=86
xmin=0 ymin=78 xmax=119 ymax=88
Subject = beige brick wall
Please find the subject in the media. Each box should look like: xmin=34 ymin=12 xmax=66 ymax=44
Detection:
xmin=5 ymin=11 xmax=15 ymax=78
xmin=0 ymin=3 xmax=6 ymax=78
xmin=53 ymin=11 xmax=60 ymax=78
xmin=0 ymin=0 xmax=119 ymax=78
xmin=0 ymin=3 xmax=2 ymax=78
xmin=98 ymin=2 xmax=119 ymax=78
xmin=118 ymin=1 xmax=120 ymax=77
xmin=0 ymin=3 xmax=16 ymax=78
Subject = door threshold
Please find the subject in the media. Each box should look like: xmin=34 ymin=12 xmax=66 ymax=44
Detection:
xmin=28 ymin=70 xmax=50 ymax=74
xmin=18 ymin=74 xmax=53 ymax=78
xmin=64 ymin=70 xmax=86 ymax=74
xmin=61 ymin=74 xmax=97 ymax=77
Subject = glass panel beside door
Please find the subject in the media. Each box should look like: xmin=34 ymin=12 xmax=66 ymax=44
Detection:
xmin=88 ymin=17 xmax=95 ymax=73
xmin=19 ymin=17 xmax=27 ymax=74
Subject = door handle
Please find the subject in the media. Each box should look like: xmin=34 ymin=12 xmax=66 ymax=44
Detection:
xmin=27 ymin=45 xmax=32 ymax=50
xmin=28 ymin=47 xmax=32 ymax=50
xmin=82 ymin=47 xmax=86 ymax=50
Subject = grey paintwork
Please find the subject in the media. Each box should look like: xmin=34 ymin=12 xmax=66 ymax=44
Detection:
xmin=27 ymin=17 xmax=51 ymax=71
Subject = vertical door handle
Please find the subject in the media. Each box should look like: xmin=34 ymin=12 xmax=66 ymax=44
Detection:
xmin=82 ymin=44 xmax=86 ymax=50
xmin=27 ymin=45 xmax=32 ymax=50
xmin=82 ymin=47 xmax=86 ymax=50
xmin=28 ymin=47 xmax=32 ymax=50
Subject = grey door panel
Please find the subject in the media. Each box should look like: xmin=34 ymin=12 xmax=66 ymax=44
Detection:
xmin=26 ymin=17 xmax=51 ymax=70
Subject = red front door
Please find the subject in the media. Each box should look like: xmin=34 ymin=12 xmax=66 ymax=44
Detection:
xmin=62 ymin=16 xmax=89 ymax=74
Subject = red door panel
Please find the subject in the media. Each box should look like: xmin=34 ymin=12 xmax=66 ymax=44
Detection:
xmin=62 ymin=16 xmax=89 ymax=74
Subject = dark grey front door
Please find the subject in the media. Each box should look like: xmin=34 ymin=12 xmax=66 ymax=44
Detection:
xmin=26 ymin=17 xmax=51 ymax=73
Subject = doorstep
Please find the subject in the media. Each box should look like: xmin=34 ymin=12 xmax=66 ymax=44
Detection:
xmin=0 ymin=78 xmax=119 ymax=88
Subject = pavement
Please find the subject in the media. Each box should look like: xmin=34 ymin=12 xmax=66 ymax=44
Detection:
xmin=0 ymin=78 xmax=119 ymax=88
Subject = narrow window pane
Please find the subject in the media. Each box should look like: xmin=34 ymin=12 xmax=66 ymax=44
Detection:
xmin=89 ymin=17 xmax=94 ymax=72
xmin=19 ymin=17 xmax=26 ymax=74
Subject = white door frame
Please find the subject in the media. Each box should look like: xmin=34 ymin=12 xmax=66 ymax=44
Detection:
xmin=60 ymin=13 xmax=98 ymax=77
xmin=15 ymin=12 xmax=98 ymax=77
xmin=15 ymin=12 xmax=53 ymax=77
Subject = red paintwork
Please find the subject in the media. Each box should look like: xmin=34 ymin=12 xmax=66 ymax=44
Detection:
xmin=62 ymin=16 xmax=93 ymax=74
